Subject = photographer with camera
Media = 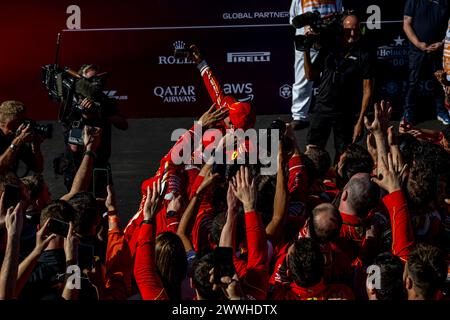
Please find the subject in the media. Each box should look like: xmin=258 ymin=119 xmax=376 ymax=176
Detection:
xmin=0 ymin=100 xmax=45 ymax=175
xmin=60 ymin=64 xmax=128 ymax=191
xmin=303 ymin=14 xmax=374 ymax=162
xmin=289 ymin=0 xmax=342 ymax=130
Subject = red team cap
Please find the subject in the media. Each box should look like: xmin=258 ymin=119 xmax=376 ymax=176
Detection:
xmin=220 ymin=95 xmax=255 ymax=130
xmin=228 ymin=101 xmax=256 ymax=130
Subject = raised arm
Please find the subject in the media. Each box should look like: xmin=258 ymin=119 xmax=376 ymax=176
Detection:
xmin=134 ymin=181 xmax=168 ymax=300
xmin=219 ymin=183 xmax=239 ymax=249
xmin=0 ymin=123 xmax=33 ymax=173
xmin=364 ymin=101 xmax=392 ymax=177
xmin=60 ymin=126 xmax=101 ymax=201
xmin=371 ymin=153 xmax=413 ymax=261
xmin=176 ymin=164 xmax=218 ymax=252
xmin=16 ymin=219 xmax=55 ymax=296
xmin=0 ymin=202 xmax=23 ymax=300
xmin=231 ymin=166 xmax=268 ymax=299
xmin=265 ymin=139 xmax=289 ymax=242
xmin=62 ymin=222 xmax=80 ymax=300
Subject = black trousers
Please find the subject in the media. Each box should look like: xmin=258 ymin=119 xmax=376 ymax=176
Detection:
xmin=306 ymin=111 xmax=355 ymax=161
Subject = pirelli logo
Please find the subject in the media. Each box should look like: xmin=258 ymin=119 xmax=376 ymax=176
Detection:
xmin=227 ymin=52 xmax=271 ymax=63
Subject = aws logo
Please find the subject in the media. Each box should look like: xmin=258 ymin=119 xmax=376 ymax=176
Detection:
xmin=223 ymin=83 xmax=254 ymax=101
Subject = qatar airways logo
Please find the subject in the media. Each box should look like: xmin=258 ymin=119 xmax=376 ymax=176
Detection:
xmin=227 ymin=52 xmax=271 ymax=63
xmin=153 ymin=85 xmax=196 ymax=103
xmin=170 ymin=123 xmax=279 ymax=175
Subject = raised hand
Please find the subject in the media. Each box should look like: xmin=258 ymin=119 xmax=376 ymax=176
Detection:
xmin=4 ymin=202 xmax=24 ymax=239
xmin=226 ymin=182 xmax=239 ymax=214
xmin=83 ymin=126 xmax=102 ymax=152
xmin=143 ymin=179 xmax=163 ymax=222
xmin=34 ymin=219 xmax=57 ymax=254
xmin=197 ymin=170 xmax=220 ymax=195
xmin=371 ymin=152 xmax=407 ymax=194
xmin=188 ymin=44 xmax=203 ymax=64
xmin=167 ymin=195 xmax=183 ymax=213
xmin=364 ymin=101 xmax=392 ymax=136
xmin=105 ymin=185 xmax=117 ymax=212
xmin=13 ymin=123 xmax=33 ymax=146
xmin=198 ymin=104 xmax=229 ymax=130
xmin=230 ymin=166 xmax=256 ymax=212
xmin=64 ymin=222 xmax=79 ymax=265
xmin=366 ymin=133 xmax=377 ymax=165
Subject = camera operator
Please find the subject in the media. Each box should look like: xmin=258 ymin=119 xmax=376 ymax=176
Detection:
xmin=61 ymin=64 xmax=128 ymax=190
xmin=304 ymin=14 xmax=374 ymax=162
xmin=289 ymin=0 xmax=342 ymax=130
xmin=0 ymin=100 xmax=44 ymax=175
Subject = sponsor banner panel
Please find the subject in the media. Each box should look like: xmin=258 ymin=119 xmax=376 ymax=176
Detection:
xmin=60 ymin=25 xmax=294 ymax=118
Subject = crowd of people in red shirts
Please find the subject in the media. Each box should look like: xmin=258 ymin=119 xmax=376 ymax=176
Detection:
xmin=1 ymin=46 xmax=450 ymax=302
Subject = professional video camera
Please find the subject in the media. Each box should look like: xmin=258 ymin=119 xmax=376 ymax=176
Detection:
xmin=41 ymin=34 xmax=112 ymax=128
xmin=292 ymin=10 xmax=344 ymax=52
xmin=41 ymin=64 xmax=109 ymax=116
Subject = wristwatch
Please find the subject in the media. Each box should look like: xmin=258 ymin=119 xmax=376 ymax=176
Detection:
xmin=9 ymin=143 xmax=18 ymax=152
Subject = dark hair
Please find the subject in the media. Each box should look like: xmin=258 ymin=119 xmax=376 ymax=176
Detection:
xmin=406 ymin=160 xmax=437 ymax=212
xmin=310 ymin=204 xmax=342 ymax=243
xmin=210 ymin=210 xmax=245 ymax=249
xmin=40 ymin=200 xmax=76 ymax=226
xmin=340 ymin=144 xmax=373 ymax=182
xmin=345 ymin=173 xmax=380 ymax=218
xmin=397 ymin=134 xmax=422 ymax=166
xmin=288 ymin=238 xmax=324 ymax=287
xmin=67 ymin=192 xmax=99 ymax=236
xmin=0 ymin=171 xmax=21 ymax=193
xmin=21 ymin=174 xmax=45 ymax=200
xmin=372 ymin=252 xmax=405 ymax=300
xmin=304 ymin=146 xmax=331 ymax=180
xmin=407 ymin=243 xmax=447 ymax=299
xmin=419 ymin=142 xmax=450 ymax=175
xmin=192 ymin=253 xmax=223 ymax=300
xmin=255 ymin=174 xmax=276 ymax=227
xmin=155 ymin=232 xmax=187 ymax=300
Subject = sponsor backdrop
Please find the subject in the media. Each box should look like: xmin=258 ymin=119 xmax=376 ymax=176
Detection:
xmin=0 ymin=1 xmax=435 ymax=120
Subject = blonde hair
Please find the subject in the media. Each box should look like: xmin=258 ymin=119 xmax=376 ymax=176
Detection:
xmin=0 ymin=100 xmax=26 ymax=121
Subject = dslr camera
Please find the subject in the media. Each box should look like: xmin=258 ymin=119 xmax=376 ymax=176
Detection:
xmin=292 ymin=10 xmax=344 ymax=51
xmin=21 ymin=119 xmax=53 ymax=140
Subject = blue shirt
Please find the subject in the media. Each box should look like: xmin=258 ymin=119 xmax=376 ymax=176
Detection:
xmin=404 ymin=0 xmax=449 ymax=45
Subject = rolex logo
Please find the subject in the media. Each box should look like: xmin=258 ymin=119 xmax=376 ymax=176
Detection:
xmin=173 ymin=41 xmax=186 ymax=50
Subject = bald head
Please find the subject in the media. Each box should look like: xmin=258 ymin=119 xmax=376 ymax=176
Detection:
xmin=310 ymin=203 xmax=342 ymax=243
xmin=343 ymin=15 xmax=360 ymax=44
xmin=344 ymin=173 xmax=379 ymax=217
